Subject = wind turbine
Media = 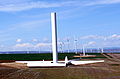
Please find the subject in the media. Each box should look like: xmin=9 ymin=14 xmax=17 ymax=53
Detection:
xmin=61 ymin=41 xmax=65 ymax=53
xmin=59 ymin=42 xmax=63 ymax=53
xmin=32 ymin=39 xmax=41 ymax=53
xmin=74 ymin=37 xmax=78 ymax=54
xmin=101 ymin=48 xmax=104 ymax=53
xmin=16 ymin=12 xmax=104 ymax=67
xmin=27 ymin=46 xmax=30 ymax=54
xmin=82 ymin=45 xmax=86 ymax=56
xmin=67 ymin=38 xmax=70 ymax=53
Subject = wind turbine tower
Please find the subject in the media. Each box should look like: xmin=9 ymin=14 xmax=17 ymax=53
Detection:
xmin=83 ymin=46 xmax=86 ymax=56
xmin=51 ymin=12 xmax=58 ymax=63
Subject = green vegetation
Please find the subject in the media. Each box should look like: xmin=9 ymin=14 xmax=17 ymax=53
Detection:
xmin=0 ymin=53 xmax=52 ymax=61
xmin=0 ymin=53 xmax=106 ymax=61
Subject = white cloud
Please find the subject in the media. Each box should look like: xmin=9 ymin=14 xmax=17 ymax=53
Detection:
xmin=15 ymin=19 xmax=49 ymax=29
xmin=85 ymin=0 xmax=120 ymax=6
xmin=0 ymin=19 xmax=49 ymax=44
xmin=0 ymin=19 xmax=49 ymax=35
xmin=88 ymin=41 xmax=96 ymax=45
xmin=35 ymin=43 xmax=51 ymax=47
xmin=43 ymin=38 xmax=49 ymax=42
xmin=0 ymin=1 xmax=76 ymax=12
xmin=80 ymin=34 xmax=120 ymax=41
xmin=0 ymin=0 xmax=29 ymax=5
xmin=16 ymin=39 xmax=22 ymax=42
xmin=84 ymin=41 xmax=96 ymax=46
xmin=80 ymin=35 xmax=105 ymax=39
xmin=13 ymin=42 xmax=52 ymax=51
xmin=32 ymin=39 xmax=38 ymax=42
xmin=107 ymin=34 xmax=120 ymax=40
xmin=110 ymin=34 xmax=120 ymax=38
xmin=14 ymin=43 xmax=33 ymax=48
xmin=0 ymin=0 xmax=120 ymax=12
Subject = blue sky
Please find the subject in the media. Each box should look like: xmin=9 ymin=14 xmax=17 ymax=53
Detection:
xmin=0 ymin=0 xmax=120 ymax=51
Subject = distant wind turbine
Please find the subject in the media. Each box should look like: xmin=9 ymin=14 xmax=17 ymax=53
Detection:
xmin=67 ymin=38 xmax=70 ymax=53
xmin=101 ymin=48 xmax=104 ymax=53
xmin=32 ymin=39 xmax=41 ymax=53
xmin=74 ymin=37 xmax=78 ymax=54
xmin=60 ymin=42 xmax=63 ymax=53
xmin=82 ymin=45 xmax=86 ymax=56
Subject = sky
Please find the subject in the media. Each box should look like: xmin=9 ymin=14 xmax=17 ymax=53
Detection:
xmin=0 ymin=0 xmax=120 ymax=51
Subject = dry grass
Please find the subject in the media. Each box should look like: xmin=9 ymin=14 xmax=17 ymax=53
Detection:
xmin=0 ymin=63 xmax=27 ymax=69
xmin=0 ymin=63 xmax=120 ymax=79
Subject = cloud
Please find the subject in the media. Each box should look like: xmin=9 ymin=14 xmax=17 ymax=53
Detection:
xmin=85 ymin=0 xmax=120 ymax=6
xmin=110 ymin=34 xmax=120 ymax=38
xmin=0 ymin=0 xmax=76 ymax=12
xmin=80 ymin=34 xmax=120 ymax=41
xmin=0 ymin=0 xmax=120 ymax=12
xmin=32 ymin=39 xmax=38 ymax=42
xmin=0 ymin=18 xmax=49 ymax=44
xmin=84 ymin=41 xmax=96 ymax=46
xmin=80 ymin=35 xmax=105 ymax=40
xmin=14 ymin=19 xmax=49 ymax=29
xmin=13 ymin=42 xmax=52 ymax=51
xmin=79 ymin=34 xmax=120 ymax=48
xmin=0 ymin=18 xmax=49 ymax=36
xmin=16 ymin=39 xmax=22 ymax=42
xmin=43 ymin=38 xmax=49 ymax=42
xmin=14 ymin=43 xmax=33 ymax=48
xmin=106 ymin=34 xmax=120 ymax=40
xmin=88 ymin=41 xmax=96 ymax=45
xmin=35 ymin=43 xmax=51 ymax=47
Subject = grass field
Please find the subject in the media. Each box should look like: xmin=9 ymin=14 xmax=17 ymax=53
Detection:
xmin=0 ymin=53 xmax=106 ymax=61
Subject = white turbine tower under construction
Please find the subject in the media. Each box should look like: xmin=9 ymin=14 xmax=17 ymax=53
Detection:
xmin=51 ymin=13 xmax=58 ymax=63
xmin=22 ymin=12 xmax=67 ymax=67
xmin=15 ymin=12 xmax=104 ymax=67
